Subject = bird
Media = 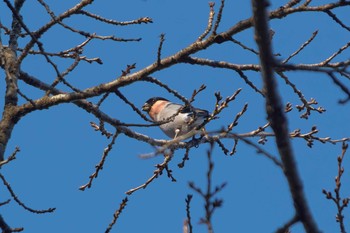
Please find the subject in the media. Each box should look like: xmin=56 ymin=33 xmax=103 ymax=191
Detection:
xmin=142 ymin=97 xmax=210 ymax=139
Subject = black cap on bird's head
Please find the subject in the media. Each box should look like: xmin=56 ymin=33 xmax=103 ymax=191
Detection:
xmin=142 ymin=97 xmax=169 ymax=112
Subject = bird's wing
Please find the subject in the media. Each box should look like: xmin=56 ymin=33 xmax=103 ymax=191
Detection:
xmin=180 ymin=105 xmax=209 ymax=119
xmin=164 ymin=103 xmax=209 ymax=121
xmin=157 ymin=103 xmax=182 ymax=120
xmin=187 ymin=108 xmax=209 ymax=118
xmin=180 ymin=105 xmax=208 ymax=116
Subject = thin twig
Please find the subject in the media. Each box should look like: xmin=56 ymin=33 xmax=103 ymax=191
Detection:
xmin=233 ymin=134 xmax=283 ymax=168
xmin=105 ymin=197 xmax=128 ymax=233
xmin=328 ymin=72 xmax=350 ymax=104
xmin=197 ymin=2 xmax=215 ymax=41
xmin=184 ymin=195 xmax=193 ymax=233
xmin=142 ymin=76 xmax=189 ymax=104
xmin=90 ymin=121 xmax=113 ymax=139
xmin=15 ymin=39 xmax=102 ymax=64
xmin=277 ymin=71 xmax=325 ymax=118
xmin=181 ymin=56 xmax=264 ymax=96
xmin=17 ymin=89 xmax=35 ymax=106
xmin=283 ymin=0 xmax=303 ymax=9
xmin=215 ymin=139 xmax=229 ymax=155
xmin=229 ymin=37 xmax=259 ymax=55
xmin=47 ymin=55 xmax=82 ymax=93
xmin=37 ymin=0 xmax=142 ymax=42
xmin=126 ymin=151 xmax=174 ymax=195
xmin=80 ymin=131 xmax=119 ymax=191
xmin=0 ymin=173 xmax=56 ymax=214
xmin=77 ymin=10 xmax=153 ymax=25
xmin=325 ymin=10 xmax=350 ymax=32
xmin=226 ymin=103 xmax=248 ymax=133
xmin=322 ymin=142 xmax=349 ymax=233
xmin=188 ymin=143 xmax=226 ymax=233
xmin=0 ymin=199 xmax=11 ymax=207
xmin=4 ymin=0 xmax=63 ymax=77
xmin=321 ymin=41 xmax=350 ymax=65
xmin=157 ymin=34 xmax=165 ymax=65
xmin=282 ymin=30 xmax=318 ymax=64
xmin=212 ymin=0 xmax=225 ymax=34
xmin=114 ymin=89 xmax=152 ymax=122
xmin=275 ymin=214 xmax=299 ymax=233
xmin=178 ymin=147 xmax=191 ymax=168
xmin=59 ymin=20 xmax=142 ymax=42
xmin=0 ymin=147 xmax=20 ymax=167
xmin=229 ymin=138 xmax=239 ymax=155
xmin=18 ymin=0 xmax=94 ymax=63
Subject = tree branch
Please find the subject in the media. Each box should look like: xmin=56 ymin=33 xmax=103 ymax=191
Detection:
xmin=251 ymin=0 xmax=320 ymax=232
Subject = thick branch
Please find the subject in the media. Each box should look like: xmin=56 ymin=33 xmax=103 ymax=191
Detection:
xmin=251 ymin=0 xmax=320 ymax=232
xmin=18 ymin=71 xmax=167 ymax=147
xmin=0 ymin=20 xmax=20 ymax=161
xmin=219 ymin=1 xmax=350 ymax=42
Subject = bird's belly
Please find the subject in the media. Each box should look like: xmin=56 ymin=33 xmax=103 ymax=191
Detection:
xmin=159 ymin=120 xmax=196 ymax=138
xmin=157 ymin=112 xmax=206 ymax=138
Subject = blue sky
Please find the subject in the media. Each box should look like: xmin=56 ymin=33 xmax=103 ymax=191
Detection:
xmin=1 ymin=0 xmax=350 ymax=232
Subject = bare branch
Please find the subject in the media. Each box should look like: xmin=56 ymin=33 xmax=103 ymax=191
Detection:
xmin=105 ymin=197 xmax=128 ymax=233
xmin=18 ymin=71 xmax=168 ymax=148
xmin=219 ymin=1 xmax=350 ymax=42
xmin=114 ymin=89 xmax=152 ymax=123
xmin=4 ymin=0 xmax=71 ymax=78
xmin=0 ymin=199 xmax=11 ymax=207
xmin=321 ymin=41 xmax=350 ymax=65
xmin=277 ymin=71 xmax=326 ymax=118
xmin=189 ymin=143 xmax=226 ymax=233
xmin=180 ymin=56 xmax=264 ymax=96
xmin=252 ymin=0 xmax=320 ymax=232
xmin=157 ymin=34 xmax=165 ymax=65
xmin=178 ymin=147 xmax=191 ymax=168
xmin=22 ymin=0 xmax=93 ymax=56
xmin=142 ymin=76 xmax=190 ymax=104
xmin=229 ymin=37 xmax=259 ymax=55
xmin=282 ymin=30 xmax=319 ymax=64
xmin=324 ymin=10 xmax=350 ymax=32
xmin=184 ymin=195 xmax=193 ymax=233
xmin=197 ymin=2 xmax=215 ymax=41
xmin=77 ymin=10 xmax=153 ymax=25
xmin=126 ymin=151 xmax=174 ymax=195
xmin=233 ymin=134 xmax=283 ymax=168
xmin=226 ymin=103 xmax=248 ymax=133
xmin=47 ymin=55 xmax=82 ymax=94
xmin=8 ymin=0 xmax=25 ymax=50
xmin=275 ymin=214 xmax=299 ymax=233
xmin=36 ymin=0 xmax=143 ymax=43
xmin=0 ymin=147 xmax=20 ymax=167
xmin=0 ymin=173 xmax=56 ymax=214
xmin=90 ymin=121 xmax=113 ymax=139
xmin=328 ymin=72 xmax=350 ymax=104
xmin=283 ymin=0 xmax=303 ymax=9
xmin=1 ymin=0 xmax=350 ymax=231
xmin=0 ymin=214 xmax=13 ymax=233
xmin=80 ymin=131 xmax=119 ymax=191
xmin=57 ymin=21 xmax=142 ymax=42
xmin=15 ymin=38 xmax=102 ymax=64
xmin=322 ymin=142 xmax=349 ymax=233
xmin=212 ymin=0 xmax=225 ymax=34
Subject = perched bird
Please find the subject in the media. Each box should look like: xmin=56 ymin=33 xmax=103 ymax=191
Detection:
xmin=142 ymin=97 xmax=210 ymax=139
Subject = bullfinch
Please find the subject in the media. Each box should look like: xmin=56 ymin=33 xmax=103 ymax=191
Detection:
xmin=142 ymin=97 xmax=209 ymax=139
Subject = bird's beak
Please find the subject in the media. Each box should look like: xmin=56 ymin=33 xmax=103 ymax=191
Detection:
xmin=142 ymin=103 xmax=150 ymax=112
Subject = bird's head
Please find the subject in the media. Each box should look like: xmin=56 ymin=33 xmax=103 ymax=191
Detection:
xmin=142 ymin=97 xmax=168 ymax=112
